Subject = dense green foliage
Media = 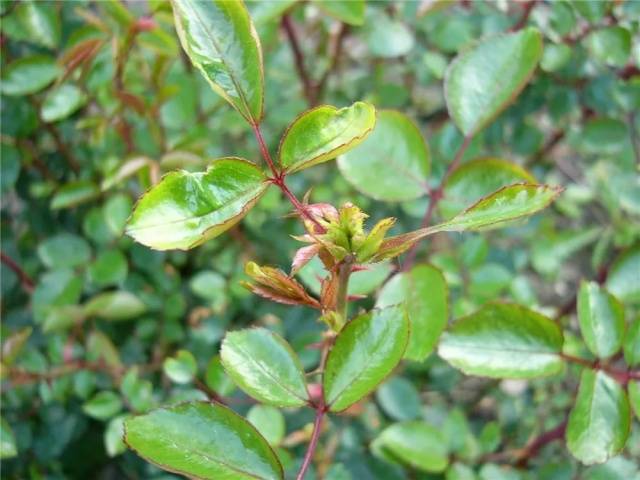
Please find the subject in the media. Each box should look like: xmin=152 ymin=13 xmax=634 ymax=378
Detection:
xmin=1 ymin=1 xmax=639 ymax=479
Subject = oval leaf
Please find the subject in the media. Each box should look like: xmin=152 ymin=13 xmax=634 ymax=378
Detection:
xmin=445 ymin=28 xmax=543 ymax=136
xmin=278 ymin=102 xmax=376 ymax=173
xmin=577 ymin=281 xmax=625 ymax=359
xmin=220 ymin=328 xmax=309 ymax=407
xmin=125 ymin=401 xmax=283 ymax=480
xmin=373 ymin=184 xmax=561 ymax=262
xmin=433 ymin=183 xmax=561 ymax=233
xmin=337 ymin=110 xmax=430 ymax=201
xmin=566 ymin=370 xmax=631 ymax=465
xmin=126 ymin=158 xmax=268 ymax=250
xmin=371 ymin=421 xmax=449 ymax=473
xmin=624 ymin=318 xmax=640 ymax=367
xmin=0 ymin=55 xmax=61 ymax=96
xmin=83 ymin=291 xmax=147 ymax=321
xmin=323 ymin=305 xmax=409 ymax=412
xmin=438 ymin=303 xmax=564 ymax=378
xmin=376 ymin=264 xmax=448 ymax=361
xmin=441 ymin=158 xmax=535 ymax=219
xmin=172 ymin=0 xmax=264 ymax=123
xmin=315 ymin=0 xmax=365 ymax=26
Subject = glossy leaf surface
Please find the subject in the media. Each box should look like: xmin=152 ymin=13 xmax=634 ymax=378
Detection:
xmin=220 ymin=328 xmax=309 ymax=407
xmin=278 ymin=102 xmax=375 ymax=173
xmin=338 ymin=110 xmax=430 ymax=201
xmin=606 ymin=246 xmax=640 ymax=304
xmin=172 ymin=0 xmax=264 ymax=123
xmin=163 ymin=350 xmax=197 ymax=384
xmin=41 ymin=84 xmax=87 ymax=122
xmin=566 ymin=370 xmax=630 ymax=465
xmin=445 ymin=28 xmax=543 ymax=136
xmin=441 ymin=158 xmax=535 ymax=218
xmin=1 ymin=55 xmax=60 ymax=96
xmin=323 ymin=305 xmax=409 ymax=412
xmin=438 ymin=303 xmax=564 ymax=378
xmin=371 ymin=421 xmax=448 ymax=473
xmin=577 ymin=281 xmax=625 ymax=359
xmin=126 ymin=158 xmax=267 ymax=250
xmin=125 ymin=402 xmax=283 ymax=479
xmin=83 ymin=291 xmax=147 ymax=321
xmin=373 ymin=184 xmax=561 ymax=261
xmin=376 ymin=264 xmax=448 ymax=361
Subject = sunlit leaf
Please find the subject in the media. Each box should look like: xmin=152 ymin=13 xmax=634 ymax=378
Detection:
xmin=566 ymin=370 xmax=630 ymax=465
xmin=438 ymin=303 xmax=564 ymax=378
xmin=278 ymin=102 xmax=375 ymax=173
xmin=125 ymin=402 xmax=283 ymax=479
xmin=577 ymin=281 xmax=625 ymax=359
xmin=171 ymin=0 xmax=264 ymax=123
xmin=126 ymin=158 xmax=268 ymax=250
xmin=324 ymin=305 xmax=409 ymax=412
xmin=445 ymin=28 xmax=542 ymax=136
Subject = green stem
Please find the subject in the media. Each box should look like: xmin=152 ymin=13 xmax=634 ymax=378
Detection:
xmin=335 ymin=256 xmax=354 ymax=324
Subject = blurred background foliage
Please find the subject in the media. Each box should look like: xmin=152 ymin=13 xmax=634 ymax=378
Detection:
xmin=1 ymin=0 xmax=639 ymax=479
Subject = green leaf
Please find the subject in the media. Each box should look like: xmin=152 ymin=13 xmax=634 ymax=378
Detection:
xmin=376 ymin=377 xmax=422 ymax=421
xmin=17 ymin=1 xmax=61 ymax=49
xmin=624 ymin=318 xmax=640 ymax=367
xmin=365 ymin=11 xmax=414 ymax=58
xmin=104 ymin=415 xmax=128 ymax=457
xmin=83 ymin=291 xmax=147 ymax=321
xmin=247 ymin=405 xmax=285 ymax=446
xmin=586 ymin=26 xmax=631 ymax=67
xmin=41 ymin=84 xmax=87 ymax=122
xmin=126 ymin=158 xmax=268 ymax=250
xmin=323 ymin=305 xmax=410 ymax=412
xmin=50 ymin=180 xmax=100 ymax=210
xmin=540 ymin=43 xmax=572 ymax=72
xmin=171 ymin=0 xmax=264 ymax=123
xmin=278 ymin=102 xmax=376 ymax=173
xmin=0 ymin=55 xmax=61 ymax=96
xmin=338 ymin=110 xmax=430 ymax=201
xmin=314 ymin=0 xmax=365 ymax=26
xmin=220 ymin=328 xmax=309 ymax=407
xmin=37 ymin=233 xmax=92 ymax=269
xmin=438 ymin=303 xmax=564 ymax=378
xmin=566 ymin=370 xmax=631 ymax=465
xmin=1 ymin=327 xmax=32 ymax=366
xmin=83 ymin=391 xmax=123 ymax=420
xmin=374 ymin=184 xmax=561 ymax=261
xmin=205 ymin=355 xmax=236 ymax=395
xmin=87 ymin=249 xmax=128 ymax=287
xmin=376 ymin=264 xmax=448 ymax=361
xmin=441 ymin=158 xmax=535 ymax=219
xmin=124 ymin=402 xmax=283 ymax=480
xmin=445 ymin=28 xmax=543 ymax=136
xmin=371 ymin=421 xmax=449 ymax=473
xmin=0 ymin=417 xmax=17 ymax=459
xmin=577 ymin=281 xmax=625 ymax=359
xmin=606 ymin=246 xmax=640 ymax=304
xmin=629 ymin=381 xmax=640 ymax=421
xmin=163 ymin=350 xmax=197 ymax=384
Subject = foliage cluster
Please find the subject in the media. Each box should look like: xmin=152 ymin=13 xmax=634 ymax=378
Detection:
xmin=1 ymin=1 xmax=639 ymax=479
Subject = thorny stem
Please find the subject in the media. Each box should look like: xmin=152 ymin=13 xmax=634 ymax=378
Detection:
xmin=296 ymin=407 xmax=326 ymax=480
xmin=402 ymin=135 xmax=473 ymax=270
xmin=251 ymin=123 xmax=324 ymax=231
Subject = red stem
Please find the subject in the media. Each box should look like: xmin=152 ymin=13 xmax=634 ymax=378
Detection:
xmin=1 ymin=252 xmax=34 ymax=293
xmin=251 ymin=123 xmax=324 ymax=231
xmin=515 ymin=420 xmax=567 ymax=467
xmin=282 ymin=14 xmax=316 ymax=106
xmin=402 ymin=135 xmax=472 ymax=270
xmin=510 ymin=0 xmax=537 ymax=32
xmin=296 ymin=406 xmax=326 ymax=480
xmin=560 ymin=353 xmax=640 ymax=385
